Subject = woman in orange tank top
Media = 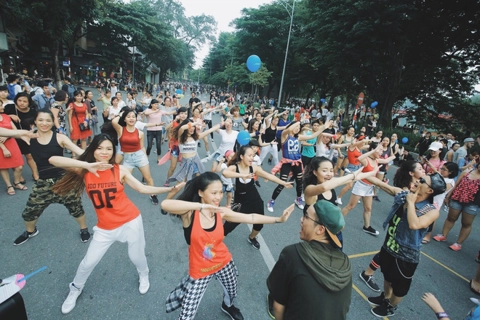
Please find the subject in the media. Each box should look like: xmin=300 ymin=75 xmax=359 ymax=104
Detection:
xmin=161 ymin=172 xmax=294 ymax=320
xmin=50 ymin=134 xmax=183 ymax=315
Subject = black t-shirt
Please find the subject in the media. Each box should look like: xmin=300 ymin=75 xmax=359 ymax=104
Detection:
xmin=189 ymin=97 xmax=200 ymax=108
xmin=4 ymin=103 xmax=37 ymax=130
xmin=267 ymin=243 xmax=351 ymax=320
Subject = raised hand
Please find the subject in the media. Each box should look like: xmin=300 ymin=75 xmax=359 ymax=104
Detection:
xmin=87 ymin=162 xmax=113 ymax=177
xmin=278 ymin=204 xmax=295 ymax=222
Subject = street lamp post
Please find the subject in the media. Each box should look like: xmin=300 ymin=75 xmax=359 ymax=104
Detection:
xmin=278 ymin=0 xmax=295 ymax=109
xmin=132 ymin=46 xmax=136 ymax=89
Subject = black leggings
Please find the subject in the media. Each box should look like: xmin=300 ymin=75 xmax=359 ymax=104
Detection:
xmin=146 ymin=130 xmax=162 ymax=155
xmin=271 ymin=162 xmax=303 ymax=200
xmin=204 ymin=120 xmax=213 ymax=138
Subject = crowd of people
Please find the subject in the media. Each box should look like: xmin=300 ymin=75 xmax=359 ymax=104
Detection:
xmin=2 ymin=80 xmax=480 ymax=320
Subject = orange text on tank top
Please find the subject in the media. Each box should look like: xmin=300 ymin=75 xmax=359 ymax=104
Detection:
xmin=347 ymin=147 xmax=362 ymax=166
xmin=189 ymin=211 xmax=232 ymax=279
xmin=119 ymin=128 xmax=141 ymax=152
xmin=361 ymin=158 xmax=378 ymax=185
xmin=84 ymin=165 xmax=140 ymax=230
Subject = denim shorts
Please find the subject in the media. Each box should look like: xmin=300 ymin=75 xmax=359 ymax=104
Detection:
xmin=123 ymin=150 xmax=149 ymax=169
xmin=345 ymin=163 xmax=362 ymax=173
xmin=116 ymin=143 xmax=124 ymax=155
xmin=170 ymin=145 xmax=179 ymax=158
xmin=449 ymin=199 xmax=480 ymax=216
xmin=212 ymin=152 xmax=223 ymax=162
xmin=223 ymin=184 xmax=234 ymax=193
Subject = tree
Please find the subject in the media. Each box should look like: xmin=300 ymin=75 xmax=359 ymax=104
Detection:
xmin=3 ymin=0 xmax=99 ymax=87
xmin=305 ymin=0 xmax=480 ymax=129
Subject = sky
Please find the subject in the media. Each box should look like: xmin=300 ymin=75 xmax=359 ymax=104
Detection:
xmin=181 ymin=0 xmax=274 ymax=68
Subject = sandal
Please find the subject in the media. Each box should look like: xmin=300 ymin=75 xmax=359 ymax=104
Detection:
xmin=13 ymin=182 xmax=28 ymax=191
xmin=422 ymin=238 xmax=430 ymax=244
xmin=7 ymin=186 xmax=15 ymax=195
xmin=470 ymin=280 xmax=480 ymax=296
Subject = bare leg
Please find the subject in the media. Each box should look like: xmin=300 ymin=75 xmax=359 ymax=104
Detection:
xmin=138 ymin=165 xmax=154 ymax=197
xmin=338 ymin=181 xmax=354 ymax=199
xmin=441 ymin=207 xmax=462 ymax=237
xmin=362 ymin=196 xmax=373 ymax=228
xmin=74 ymin=214 xmax=87 ymax=229
xmin=249 ymin=229 xmax=260 ymax=239
xmin=167 ymin=156 xmax=178 ymax=180
xmin=341 ymin=194 xmax=361 ymax=216
xmin=457 ymin=212 xmax=476 ymax=244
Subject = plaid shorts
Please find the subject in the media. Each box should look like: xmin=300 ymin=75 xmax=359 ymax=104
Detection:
xmin=22 ymin=178 xmax=85 ymax=221
xmin=166 ymin=260 xmax=238 ymax=319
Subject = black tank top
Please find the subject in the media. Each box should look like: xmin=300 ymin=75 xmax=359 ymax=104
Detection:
xmin=235 ymin=164 xmax=254 ymax=195
xmin=303 ymin=189 xmax=337 ymax=214
xmin=183 ymin=211 xmax=216 ymax=245
xmin=30 ymin=131 xmax=66 ymax=179
xmin=262 ymin=126 xmax=277 ymax=143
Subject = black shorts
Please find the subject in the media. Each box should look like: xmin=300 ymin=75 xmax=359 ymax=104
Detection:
xmin=379 ymin=247 xmax=418 ymax=297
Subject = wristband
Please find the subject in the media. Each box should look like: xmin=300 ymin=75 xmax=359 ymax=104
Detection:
xmin=436 ymin=312 xmax=448 ymax=319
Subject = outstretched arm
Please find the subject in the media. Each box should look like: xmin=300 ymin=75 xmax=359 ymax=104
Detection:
xmin=120 ymin=165 xmax=185 ymax=194
xmin=222 ymin=204 xmax=294 ymax=224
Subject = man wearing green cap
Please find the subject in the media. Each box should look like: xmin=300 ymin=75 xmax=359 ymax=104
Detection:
xmin=266 ymin=200 xmax=352 ymax=320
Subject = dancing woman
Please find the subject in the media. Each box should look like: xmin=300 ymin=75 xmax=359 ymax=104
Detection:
xmin=303 ymin=156 xmax=378 ymax=247
xmin=222 ymin=146 xmax=293 ymax=249
xmin=341 ymin=144 xmax=396 ymax=236
xmin=258 ymin=112 xmax=288 ymax=166
xmin=111 ymin=109 xmax=157 ymax=204
xmin=67 ymin=90 xmax=92 ymax=157
xmin=12 ymin=110 xmax=90 ymax=246
xmin=161 ymin=172 xmax=294 ymax=320
xmin=49 ymin=134 xmax=182 ymax=314
xmin=267 ymin=120 xmax=333 ymax=212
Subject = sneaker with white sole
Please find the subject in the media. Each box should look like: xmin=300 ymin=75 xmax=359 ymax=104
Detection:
xmin=363 ymin=226 xmax=379 ymax=236
xmin=248 ymin=237 xmax=260 ymax=250
xmin=360 ymin=271 xmax=381 ymax=292
xmin=371 ymin=301 xmax=397 ymax=317
xmin=80 ymin=228 xmax=90 ymax=243
xmin=295 ymin=197 xmax=305 ymax=210
xmin=13 ymin=228 xmax=39 ymax=246
xmin=139 ymin=273 xmax=150 ymax=294
xmin=335 ymin=198 xmax=343 ymax=205
xmin=61 ymin=283 xmax=83 ymax=314
xmin=267 ymin=199 xmax=275 ymax=212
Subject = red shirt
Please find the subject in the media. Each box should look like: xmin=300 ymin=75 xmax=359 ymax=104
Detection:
xmin=119 ymin=128 xmax=141 ymax=152
xmin=85 ymin=164 xmax=140 ymax=230
xmin=189 ymin=211 xmax=232 ymax=279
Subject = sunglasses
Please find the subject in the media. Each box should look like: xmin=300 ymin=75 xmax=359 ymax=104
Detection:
xmin=303 ymin=211 xmax=323 ymax=225
xmin=419 ymin=177 xmax=433 ymax=189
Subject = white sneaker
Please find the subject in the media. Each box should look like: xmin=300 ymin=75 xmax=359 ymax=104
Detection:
xmin=295 ymin=197 xmax=305 ymax=210
xmin=335 ymin=198 xmax=343 ymax=205
xmin=267 ymin=200 xmax=275 ymax=213
xmin=139 ymin=273 xmax=150 ymax=294
xmin=358 ymin=200 xmax=361 ymax=203
xmin=61 ymin=283 xmax=82 ymax=314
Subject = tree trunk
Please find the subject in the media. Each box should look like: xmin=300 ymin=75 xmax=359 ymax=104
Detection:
xmin=305 ymin=86 xmax=316 ymax=106
xmin=50 ymin=40 xmax=62 ymax=89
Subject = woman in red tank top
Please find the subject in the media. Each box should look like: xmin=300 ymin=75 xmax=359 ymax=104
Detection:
xmin=112 ymin=109 xmax=158 ymax=204
xmin=161 ymin=172 xmax=294 ymax=320
xmin=50 ymin=134 xmax=182 ymax=314
xmin=341 ymin=143 xmax=395 ymax=237
xmin=67 ymin=90 xmax=92 ymax=158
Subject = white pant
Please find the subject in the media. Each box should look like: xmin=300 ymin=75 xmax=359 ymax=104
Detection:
xmin=258 ymin=145 xmax=279 ymax=166
xmin=73 ymin=215 xmax=148 ymax=287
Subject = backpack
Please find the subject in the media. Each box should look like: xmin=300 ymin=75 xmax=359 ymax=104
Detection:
xmin=66 ymin=84 xmax=76 ymax=99
xmin=7 ymin=84 xmax=16 ymax=100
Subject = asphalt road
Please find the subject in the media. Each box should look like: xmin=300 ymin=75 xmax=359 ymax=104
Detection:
xmin=1 ymin=89 xmax=479 ymax=320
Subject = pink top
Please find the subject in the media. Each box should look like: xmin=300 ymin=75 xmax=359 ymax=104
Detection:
xmin=146 ymin=109 xmax=165 ymax=131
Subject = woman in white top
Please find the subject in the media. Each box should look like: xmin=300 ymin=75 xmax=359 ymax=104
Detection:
xmin=161 ymin=118 xmax=222 ymax=214
xmin=126 ymin=91 xmax=137 ymax=110
xmin=103 ymin=97 xmax=122 ymax=122
xmin=211 ymin=118 xmax=239 ymax=172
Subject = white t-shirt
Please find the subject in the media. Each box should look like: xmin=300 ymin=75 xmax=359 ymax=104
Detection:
xmin=217 ymin=129 xmax=238 ymax=156
xmin=108 ymin=105 xmax=122 ymax=120
xmin=433 ymin=177 xmax=454 ymax=209
xmin=118 ymin=100 xmax=126 ymax=109
xmin=220 ymin=163 xmax=233 ymax=187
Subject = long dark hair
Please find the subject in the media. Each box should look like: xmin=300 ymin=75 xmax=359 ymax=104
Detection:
xmin=393 ymin=160 xmax=418 ymax=189
xmin=14 ymin=92 xmax=35 ymax=108
xmin=176 ymin=172 xmax=222 ymax=203
xmin=247 ymin=119 xmax=259 ymax=133
xmin=174 ymin=118 xmax=198 ymax=144
xmin=303 ymin=156 xmax=333 ymax=190
xmin=52 ymin=134 xmax=117 ymax=196
xmin=443 ymin=162 xmax=459 ymax=178
xmin=228 ymin=145 xmax=252 ymax=166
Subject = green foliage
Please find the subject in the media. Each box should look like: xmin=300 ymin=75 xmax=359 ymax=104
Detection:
xmin=249 ymin=66 xmax=272 ymax=87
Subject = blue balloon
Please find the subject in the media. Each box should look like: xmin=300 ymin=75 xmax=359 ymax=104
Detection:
xmin=237 ymin=131 xmax=251 ymax=146
xmin=402 ymin=137 xmax=408 ymax=144
xmin=320 ymin=98 xmax=326 ymax=104
xmin=246 ymin=55 xmax=262 ymax=72
xmin=371 ymin=101 xmax=378 ymax=108
xmin=176 ymin=89 xmax=182 ymax=94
